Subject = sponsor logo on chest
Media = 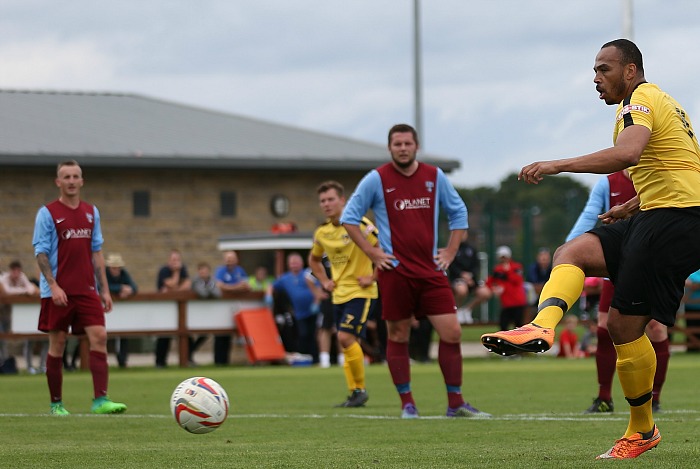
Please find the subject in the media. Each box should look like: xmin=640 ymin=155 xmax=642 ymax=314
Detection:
xmin=61 ymin=228 xmax=92 ymax=240
xmin=394 ymin=197 xmax=432 ymax=211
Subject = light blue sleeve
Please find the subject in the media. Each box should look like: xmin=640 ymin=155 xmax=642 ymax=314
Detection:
xmin=340 ymin=170 xmax=394 ymax=261
xmin=436 ymin=168 xmax=468 ymax=230
xmin=92 ymin=205 xmax=104 ymax=252
xmin=565 ymin=177 xmax=610 ymax=242
xmin=33 ymin=206 xmax=55 ymax=257
xmin=340 ymin=170 xmax=381 ymax=225
xmin=32 ymin=206 xmax=57 ymax=298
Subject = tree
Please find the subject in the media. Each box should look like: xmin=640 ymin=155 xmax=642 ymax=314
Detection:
xmin=455 ymin=173 xmax=589 ymax=267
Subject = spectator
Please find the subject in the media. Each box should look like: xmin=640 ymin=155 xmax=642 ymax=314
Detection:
xmin=157 ymin=249 xmax=191 ymax=293
xmin=683 ymin=269 xmax=700 ymax=352
xmin=215 ymin=251 xmax=251 ymax=294
xmin=557 ymin=314 xmax=582 ymax=358
xmin=486 ymin=246 xmax=528 ymax=332
xmin=447 ymin=232 xmax=492 ymax=324
xmin=525 ymin=248 xmax=552 ymax=323
xmin=105 ymin=253 xmax=138 ymax=368
xmin=248 ymin=266 xmax=274 ymax=294
xmin=155 ymin=249 xmax=191 ymax=368
xmin=580 ymin=317 xmax=598 ymax=357
xmin=214 ymin=251 xmax=249 ymax=365
xmin=193 ymin=261 xmax=222 ymax=299
xmin=273 ymin=253 xmax=319 ymax=364
xmin=0 ymin=260 xmax=40 ymax=373
xmin=190 ymin=261 xmax=221 ymax=365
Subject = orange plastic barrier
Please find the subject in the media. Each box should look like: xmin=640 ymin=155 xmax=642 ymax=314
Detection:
xmin=234 ymin=307 xmax=287 ymax=364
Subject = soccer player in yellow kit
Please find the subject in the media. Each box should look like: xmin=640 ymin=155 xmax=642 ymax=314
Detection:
xmin=309 ymin=180 xmax=378 ymax=407
xmin=482 ymin=39 xmax=700 ymax=459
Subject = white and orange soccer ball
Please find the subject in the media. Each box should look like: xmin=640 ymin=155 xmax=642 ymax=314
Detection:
xmin=171 ymin=377 xmax=229 ymax=434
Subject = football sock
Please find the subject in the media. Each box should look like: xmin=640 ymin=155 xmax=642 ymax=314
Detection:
xmin=319 ymin=351 xmax=331 ymax=368
xmin=437 ymin=341 xmax=464 ymax=408
xmin=89 ymin=350 xmax=109 ymax=399
xmin=446 ymin=387 xmax=464 ymax=409
xmin=46 ymin=353 xmax=63 ymax=404
xmin=595 ymin=326 xmax=616 ymax=402
xmin=343 ymin=341 xmax=365 ymax=391
xmin=651 ymin=338 xmax=670 ymax=404
xmin=615 ymin=334 xmax=656 ymax=438
xmin=387 ymin=339 xmax=414 ymax=406
xmin=531 ymin=264 xmax=585 ymax=329
xmin=342 ymin=361 xmax=355 ymax=393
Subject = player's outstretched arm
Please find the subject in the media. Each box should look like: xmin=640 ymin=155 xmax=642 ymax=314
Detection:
xmin=519 ymin=126 xmax=650 ymax=184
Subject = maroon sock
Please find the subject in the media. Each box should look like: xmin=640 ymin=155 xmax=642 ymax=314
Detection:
xmin=386 ymin=339 xmax=414 ymax=406
xmin=438 ymin=341 xmax=464 ymax=408
xmin=46 ymin=354 xmax=63 ymax=403
xmin=595 ymin=326 xmax=616 ymax=402
xmin=651 ymin=338 xmax=670 ymax=403
xmin=89 ymin=350 xmax=109 ymax=399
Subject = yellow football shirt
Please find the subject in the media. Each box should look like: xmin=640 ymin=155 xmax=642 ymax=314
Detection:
xmin=311 ymin=217 xmax=378 ymax=304
xmin=613 ymin=83 xmax=700 ymax=210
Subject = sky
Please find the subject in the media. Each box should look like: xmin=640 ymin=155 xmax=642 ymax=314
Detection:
xmin=2 ymin=0 xmax=699 ymax=189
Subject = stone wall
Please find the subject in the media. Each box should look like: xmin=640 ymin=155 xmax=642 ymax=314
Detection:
xmin=0 ymin=166 xmax=364 ymax=290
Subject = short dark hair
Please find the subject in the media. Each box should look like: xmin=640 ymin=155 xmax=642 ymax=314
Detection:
xmin=388 ymin=123 xmax=419 ymax=147
xmin=316 ymin=180 xmax=344 ymax=197
xmin=601 ymin=38 xmax=644 ymax=74
xmin=56 ymin=159 xmax=81 ymax=176
xmin=9 ymin=260 xmax=22 ymax=270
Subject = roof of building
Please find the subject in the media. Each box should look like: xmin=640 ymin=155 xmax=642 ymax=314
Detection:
xmin=0 ymin=89 xmax=459 ymax=172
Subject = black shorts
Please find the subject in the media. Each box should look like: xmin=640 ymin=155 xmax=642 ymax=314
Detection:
xmin=319 ymin=298 xmax=335 ymax=330
xmin=335 ymin=297 xmax=376 ymax=338
xmin=589 ymin=207 xmax=700 ymax=327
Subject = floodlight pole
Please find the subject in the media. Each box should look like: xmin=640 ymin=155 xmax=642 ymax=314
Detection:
xmin=622 ymin=0 xmax=634 ymax=40
xmin=413 ymin=0 xmax=423 ymax=144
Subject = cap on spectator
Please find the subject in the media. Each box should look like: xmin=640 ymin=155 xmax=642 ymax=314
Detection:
xmin=106 ymin=253 xmax=125 ymax=267
xmin=496 ymin=246 xmax=512 ymax=259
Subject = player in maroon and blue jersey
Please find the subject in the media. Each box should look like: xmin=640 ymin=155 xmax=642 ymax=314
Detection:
xmin=33 ymin=160 xmax=126 ymax=416
xmin=341 ymin=123 xmax=490 ymax=419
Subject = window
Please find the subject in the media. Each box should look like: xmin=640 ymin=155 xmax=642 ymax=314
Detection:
xmin=220 ymin=191 xmax=237 ymax=217
xmin=133 ymin=191 xmax=150 ymax=217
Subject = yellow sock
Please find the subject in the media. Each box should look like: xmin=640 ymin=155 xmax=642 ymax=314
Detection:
xmin=343 ymin=341 xmax=366 ymax=391
xmin=531 ymin=264 xmax=585 ymax=329
xmin=342 ymin=361 xmax=355 ymax=393
xmin=615 ymin=335 xmax=656 ymax=438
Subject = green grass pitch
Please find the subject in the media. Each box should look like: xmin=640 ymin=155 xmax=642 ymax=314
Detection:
xmin=1 ymin=352 xmax=700 ymax=468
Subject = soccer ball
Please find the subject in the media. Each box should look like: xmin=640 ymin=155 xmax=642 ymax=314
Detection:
xmin=171 ymin=377 xmax=229 ymax=434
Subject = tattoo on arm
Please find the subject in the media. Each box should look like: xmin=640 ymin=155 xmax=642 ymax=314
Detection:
xmin=36 ymin=253 xmax=55 ymax=285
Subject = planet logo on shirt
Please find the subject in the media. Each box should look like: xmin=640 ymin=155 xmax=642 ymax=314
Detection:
xmin=394 ymin=197 xmax=431 ymax=211
xmin=61 ymin=228 xmax=92 ymax=240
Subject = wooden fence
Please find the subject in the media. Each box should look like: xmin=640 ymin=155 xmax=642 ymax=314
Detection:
xmin=0 ymin=291 xmax=265 ymax=368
